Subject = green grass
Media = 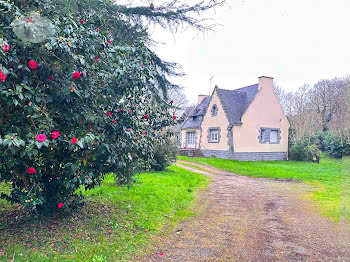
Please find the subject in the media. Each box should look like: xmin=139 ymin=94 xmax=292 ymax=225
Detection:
xmin=341 ymin=157 xmax=350 ymax=224
xmin=0 ymin=166 xmax=208 ymax=262
xmin=178 ymin=154 xmax=345 ymax=221
xmin=177 ymin=162 xmax=211 ymax=172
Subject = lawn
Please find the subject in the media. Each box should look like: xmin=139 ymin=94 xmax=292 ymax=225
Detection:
xmin=178 ymin=154 xmax=346 ymax=222
xmin=0 ymin=166 xmax=208 ymax=262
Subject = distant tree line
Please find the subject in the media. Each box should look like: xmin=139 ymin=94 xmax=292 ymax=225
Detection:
xmin=274 ymin=76 xmax=349 ymax=160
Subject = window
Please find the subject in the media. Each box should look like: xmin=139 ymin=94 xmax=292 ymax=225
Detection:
xmin=270 ymin=130 xmax=278 ymax=143
xmin=259 ymin=128 xmax=280 ymax=144
xmin=186 ymin=132 xmax=196 ymax=148
xmin=207 ymin=127 xmax=221 ymax=143
xmin=211 ymin=105 xmax=218 ymax=117
xmin=176 ymin=133 xmax=182 ymax=147
xmin=210 ymin=129 xmax=219 ymax=142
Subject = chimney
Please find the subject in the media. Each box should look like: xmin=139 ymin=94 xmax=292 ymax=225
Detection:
xmin=258 ymin=76 xmax=274 ymax=91
xmin=198 ymin=95 xmax=209 ymax=105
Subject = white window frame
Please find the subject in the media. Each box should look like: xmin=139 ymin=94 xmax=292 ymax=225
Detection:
xmin=186 ymin=131 xmax=196 ymax=148
xmin=210 ymin=129 xmax=219 ymax=142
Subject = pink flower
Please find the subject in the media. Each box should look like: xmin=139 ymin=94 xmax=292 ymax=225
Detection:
xmin=48 ymin=76 xmax=54 ymax=81
xmin=113 ymin=119 xmax=116 ymax=124
xmin=0 ymin=70 xmax=6 ymax=83
xmin=27 ymin=167 xmax=36 ymax=175
xmin=28 ymin=60 xmax=38 ymax=69
xmin=96 ymin=28 xmax=99 ymax=32
xmin=128 ymin=110 xmax=132 ymax=114
xmin=108 ymin=40 xmax=112 ymax=45
xmin=106 ymin=111 xmax=112 ymax=117
xmin=51 ymin=131 xmax=60 ymax=139
xmin=72 ymin=71 xmax=81 ymax=79
xmin=80 ymin=19 xmax=84 ymax=24
xmin=3 ymin=45 xmax=10 ymax=52
xmin=143 ymin=115 xmax=148 ymax=120
xmin=71 ymin=137 xmax=78 ymax=144
xmin=95 ymin=56 xmax=99 ymax=61
xmin=58 ymin=203 xmax=64 ymax=208
xmin=142 ymin=131 xmax=146 ymax=136
xmin=158 ymin=253 xmax=165 ymax=258
xmin=174 ymin=116 xmax=177 ymax=120
xmin=36 ymin=134 xmax=47 ymax=142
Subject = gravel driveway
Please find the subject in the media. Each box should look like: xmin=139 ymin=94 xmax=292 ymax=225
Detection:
xmin=141 ymin=160 xmax=350 ymax=262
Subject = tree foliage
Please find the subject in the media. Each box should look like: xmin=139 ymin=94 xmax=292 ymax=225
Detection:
xmin=0 ymin=0 xmax=225 ymax=211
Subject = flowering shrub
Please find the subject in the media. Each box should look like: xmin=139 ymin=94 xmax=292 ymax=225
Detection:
xmin=0 ymin=1 xmax=176 ymax=212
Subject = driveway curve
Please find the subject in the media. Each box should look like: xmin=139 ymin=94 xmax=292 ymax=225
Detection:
xmin=141 ymin=160 xmax=350 ymax=262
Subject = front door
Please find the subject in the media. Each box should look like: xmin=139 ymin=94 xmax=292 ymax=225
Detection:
xmin=186 ymin=131 xmax=196 ymax=148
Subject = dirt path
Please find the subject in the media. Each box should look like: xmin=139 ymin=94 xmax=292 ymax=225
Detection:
xmin=140 ymin=160 xmax=350 ymax=262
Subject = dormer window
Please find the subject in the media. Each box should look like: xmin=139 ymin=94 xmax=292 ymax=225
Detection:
xmin=211 ymin=104 xmax=218 ymax=117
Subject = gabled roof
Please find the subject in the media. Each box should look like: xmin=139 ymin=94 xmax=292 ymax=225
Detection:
xmin=181 ymin=96 xmax=210 ymax=129
xmin=216 ymin=84 xmax=258 ymax=125
xmin=173 ymin=106 xmax=195 ymax=132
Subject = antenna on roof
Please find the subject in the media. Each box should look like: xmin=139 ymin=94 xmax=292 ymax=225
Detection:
xmin=209 ymin=75 xmax=214 ymax=95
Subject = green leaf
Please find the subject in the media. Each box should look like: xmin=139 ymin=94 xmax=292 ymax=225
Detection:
xmin=76 ymin=141 xmax=84 ymax=149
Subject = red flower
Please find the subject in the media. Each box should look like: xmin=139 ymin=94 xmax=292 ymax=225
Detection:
xmin=28 ymin=60 xmax=38 ymax=70
xmin=143 ymin=115 xmax=148 ymax=120
xmin=95 ymin=56 xmax=99 ymax=61
xmin=72 ymin=71 xmax=81 ymax=79
xmin=142 ymin=131 xmax=146 ymax=136
xmin=58 ymin=203 xmax=64 ymax=209
xmin=171 ymin=100 xmax=174 ymax=104
xmin=174 ymin=116 xmax=177 ymax=120
xmin=3 ymin=45 xmax=10 ymax=52
xmin=96 ymin=28 xmax=99 ymax=32
xmin=51 ymin=131 xmax=60 ymax=139
xmin=158 ymin=253 xmax=165 ymax=258
xmin=71 ymin=137 xmax=78 ymax=144
xmin=108 ymin=40 xmax=112 ymax=45
xmin=113 ymin=119 xmax=116 ymax=124
xmin=80 ymin=19 xmax=84 ymax=24
xmin=27 ymin=167 xmax=36 ymax=175
xmin=106 ymin=111 xmax=112 ymax=117
xmin=48 ymin=76 xmax=54 ymax=81
xmin=0 ymin=70 xmax=6 ymax=83
xmin=36 ymin=134 xmax=47 ymax=142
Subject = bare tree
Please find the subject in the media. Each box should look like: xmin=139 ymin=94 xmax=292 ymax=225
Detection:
xmin=310 ymin=78 xmax=345 ymax=132
xmin=168 ymin=88 xmax=192 ymax=117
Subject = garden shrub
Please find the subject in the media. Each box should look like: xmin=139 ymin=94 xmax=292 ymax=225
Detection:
xmin=151 ymin=137 xmax=178 ymax=171
xmin=305 ymin=145 xmax=321 ymax=163
xmin=342 ymin=130 xmax=350 ymax=156
xmin=323 ymin=131 xmax=343 ymax=158
xmin=289 ymin=141 xmax=307 ymax=161
xmin=0 ymin=1 xmax=176 ymax=212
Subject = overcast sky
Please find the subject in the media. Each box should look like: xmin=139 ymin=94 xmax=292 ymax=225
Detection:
xmin=145 ymin=0 xmax=349 ymax=103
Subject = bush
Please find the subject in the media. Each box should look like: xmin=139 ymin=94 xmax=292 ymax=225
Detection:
xmin=289 ymin=140 xmax=321 ymax=162
xmin=342 ymin=131 xmax=350 ymax=156
xmin=0 ymin=1 xmax=176 ymax=212
xmin=151 ymin=138 xmax=178 ymax=171
xmin=305 ymin=145 xmax=321 ymax=163
xmin=289 ymin=141 xmax=307 ymax=161
xmin=323 ymin=132 xmax=343 ymax=158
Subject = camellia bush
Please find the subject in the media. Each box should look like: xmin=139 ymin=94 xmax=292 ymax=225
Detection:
xmin=0 ymin=0 xmax=180 ymax=212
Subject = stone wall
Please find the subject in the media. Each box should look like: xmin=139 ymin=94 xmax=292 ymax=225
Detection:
xmin=201 ymin=149 xmax=287 ymax=161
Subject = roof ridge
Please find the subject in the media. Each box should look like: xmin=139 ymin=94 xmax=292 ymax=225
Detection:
xmin=217 ymin=83 xmax=258 ymax=92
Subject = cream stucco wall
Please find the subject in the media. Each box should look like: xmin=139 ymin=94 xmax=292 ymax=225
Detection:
xmin=180 ymin=128 xmax=200 ymax=148
xmin=200 ymin=89 xmax=230 ymax=151
xmin=233 ymin=77 xmax=290 ymax=152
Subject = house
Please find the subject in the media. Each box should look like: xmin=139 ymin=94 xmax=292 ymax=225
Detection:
xmin=176 ymin=76 xmax=290 ymax=161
